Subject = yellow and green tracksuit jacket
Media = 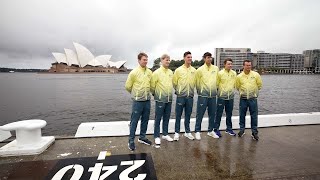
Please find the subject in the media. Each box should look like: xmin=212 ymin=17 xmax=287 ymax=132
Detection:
xmin=195 ymin=64 xmax=219 ymax=98
xmin=217 ymin=68 xmax=237 ymax=100
xmin=150 ymin=66 xmax=173 ymax=103
xmin=235 ymin=71 xmax=263 ymax=99
xmin=125 ymin=66 xmax=152 ymax=101
xmin=172 ymin=64 xmax=196 ymax=97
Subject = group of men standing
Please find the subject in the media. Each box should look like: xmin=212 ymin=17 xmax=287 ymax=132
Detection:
xmin=125 ymin=51 xmax=262 ymax=151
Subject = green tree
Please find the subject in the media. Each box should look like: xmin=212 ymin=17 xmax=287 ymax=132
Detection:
xmin=152 ymin=58 xmax=213 ymax=72
xmin=151 ymin=58 xmax=161 ymax=71
xmin=169 ymin=59 xmax=184 ymax=71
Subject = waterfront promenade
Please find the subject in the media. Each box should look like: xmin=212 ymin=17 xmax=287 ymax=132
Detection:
xmin=0 ymin=125 xmax=319 ymax=179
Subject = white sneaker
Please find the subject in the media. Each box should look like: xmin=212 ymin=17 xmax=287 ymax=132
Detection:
xmin=195 ymin=132 xmax=201 ymax=140
xmin=155 ymin=137 xmax=161 ymax=145
xmin=162 ymin=135 xmax=174 ymax=142
xmin=154 ymin=137 xmax=161 ymax=148
xmin=207 ymin=131 xmax=220 ymax=139
xmin=174 ymin=133 xmax=180 ymax=141
xmin=184 ymin=133 xmax=195 ymax=140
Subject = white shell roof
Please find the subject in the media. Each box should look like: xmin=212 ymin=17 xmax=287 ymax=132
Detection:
xmin=108 ymin=60 xmax=126 ymax=68
xmin=87 ymin=59 xmax=103 ymax=67
xmin=64 ymin=49 xmax=79 ymax=66
xmin=52 ymin=43 xmax=126 ymax=69
xmin=73 ymin=42 xmax=95 ymax=67
xmin=52 ymin=53 xmax=67 ymax=64
xmin=95 ymin=55 xmax=112 ymax=67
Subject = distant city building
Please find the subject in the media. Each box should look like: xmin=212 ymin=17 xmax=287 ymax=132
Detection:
xmin=291 ymin=54 xmax=305 ymax=72
xmin=214 ymin=48 xmax=253 ymax=72
xmin=255 ymin=52 xmax=304 ymax=70
xmin=255 ymin=52 xmax=277 ymax=68
xmin=303 ymin=49 xmax=320 ymax=73
xmin=49 ymin=42 xmax=127 ymax=73
xmin=215 ymin=48 xmax=313 ymax=73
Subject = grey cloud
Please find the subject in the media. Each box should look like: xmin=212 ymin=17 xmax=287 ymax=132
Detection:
xmin=0 ymin=0 xmax=320 ymax=68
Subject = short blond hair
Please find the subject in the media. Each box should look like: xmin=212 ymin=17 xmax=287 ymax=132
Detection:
xmin=161 ymin=54 xmax=170 ymax=60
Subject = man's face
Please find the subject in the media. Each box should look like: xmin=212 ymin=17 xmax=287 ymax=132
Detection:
xmin=138 ymin=56 xmax=148 ymax=67
xmin=204 ymin=56 xmax=212 ymax=65
xmin=225 ymin=61 xmax=233 ymax=70
xmin=162 ymin=58 xmax=170 ymax=68
xmin=184 ymin=54 xmax=192 ymax=64
xmin=243 ymin=61 xmax=252 ymax=71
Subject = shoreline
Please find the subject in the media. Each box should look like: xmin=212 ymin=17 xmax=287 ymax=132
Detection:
xmin=37 ymin=71 xmax=130 ymax=74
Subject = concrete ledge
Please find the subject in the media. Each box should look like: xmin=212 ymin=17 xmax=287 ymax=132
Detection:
xmin=75 ymin=112 xmax=320 ymax=138
xmin=2 ymin=125 xmax=320 ymax=179
xmin=0 ymin=136 xmax=55 ymax=157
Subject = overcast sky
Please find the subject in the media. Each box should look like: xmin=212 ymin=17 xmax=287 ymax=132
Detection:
xmin=0 ymin=0 xmax=320 ymax=69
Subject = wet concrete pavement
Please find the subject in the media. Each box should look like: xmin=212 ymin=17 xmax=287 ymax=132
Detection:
xmin=0 ymin=125 xmax=320 ymax=179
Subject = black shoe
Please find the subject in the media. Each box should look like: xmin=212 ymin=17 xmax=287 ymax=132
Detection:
xmin=238 ymin=130 xmax=245 ymax=137
xmin=138 ymin=138 xmax=152 ymax=145
xmin=251 ymin=133 xmax=259 ymax=141
xmin=128 ymin=142 xmax=135 ymax=151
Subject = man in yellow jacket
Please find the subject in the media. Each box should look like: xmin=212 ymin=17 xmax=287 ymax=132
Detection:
xmin=214 ymin=58 xmax=237 ymax=137
xmin=172 ymin=51 xmax=196 ymax=141
xmin=151 ymin=54 xmax=174 ymax=148
xmin=236 ymin=60 xmax=263 ymax=140
xmin=125 ymin=52 xmax=153 ymax=151
xmin=194 ymin=52 xmax=220 ymax=140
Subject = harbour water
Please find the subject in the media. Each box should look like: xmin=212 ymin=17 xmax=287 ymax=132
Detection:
xmin=0 ymin=73 xmax=319 ymax=136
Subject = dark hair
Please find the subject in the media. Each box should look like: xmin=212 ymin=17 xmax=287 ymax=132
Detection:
xmin=224 ymin=58 xmax=233 ymax=65
xmin=243 ymin=59 xmax=252 ymax=65
xmin=202 ymin=52 xmax=212 ymax=59
xmin=183 ymin=51 xmax=191 ymax=58
xmin=138 ymin=52 xmax=148 ymax=60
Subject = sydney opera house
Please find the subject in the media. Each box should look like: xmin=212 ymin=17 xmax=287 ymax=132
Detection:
xmin=49 ymin=42 xmax=127 ymax=73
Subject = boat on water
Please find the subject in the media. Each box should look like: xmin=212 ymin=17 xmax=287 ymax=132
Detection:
xmin=9 ymin=71 xmax=14 ymax=73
